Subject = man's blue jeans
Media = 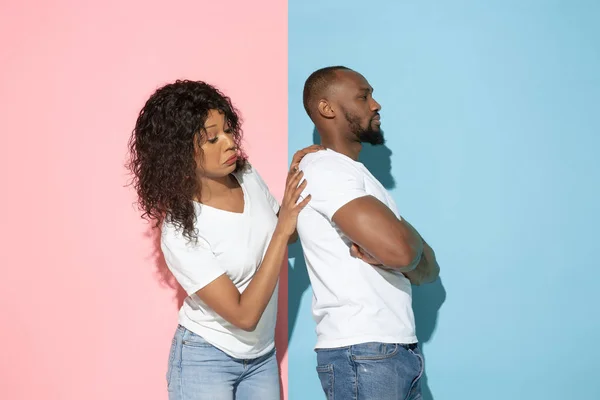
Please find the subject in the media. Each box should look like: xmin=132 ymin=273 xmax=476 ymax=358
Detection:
xmin=315 ymin=342 xmax=424 ymax=399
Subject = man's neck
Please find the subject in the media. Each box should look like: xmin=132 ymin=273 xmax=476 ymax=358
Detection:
xmin=320 ymin=137 xmax=362 ymax=161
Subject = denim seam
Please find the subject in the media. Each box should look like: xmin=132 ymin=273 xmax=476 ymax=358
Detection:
xmin=315 ymin=346 xmax=351 ymax=353
xmin=329 ymin=365 xmax=335 ymax=400
xmin=403 ymin=349 xmax=424 ymax=400
xmin=181 ymin=341 xmax=213 ymax=348
xmin=350 ymin=348 xmax=358 ymax=400
xmin=316 ymin=364 xmax=334 ymax=400
xmin=177 ymin=331 xmax=184 ymax=399
xmin=166 ymin=337 xmax=177 ymax=388
xmin=315 ymin=365 xmax=333 ymax=373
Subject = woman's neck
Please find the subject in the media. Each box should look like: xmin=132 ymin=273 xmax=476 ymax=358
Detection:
xmin=195 ymin=174 xmax=238 ymax=203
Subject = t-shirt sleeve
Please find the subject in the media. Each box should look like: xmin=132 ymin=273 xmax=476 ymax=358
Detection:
xmin=249 ymin=164 xmax=280 ymax=214
xmin=300 ymin=156 xmax=367 ymax=221
xmin=160 ymin=224 xmax=226 ymax=295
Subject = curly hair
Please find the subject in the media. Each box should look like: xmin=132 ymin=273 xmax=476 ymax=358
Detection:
xmin=127 ymin=80 xmax=248 ymax=242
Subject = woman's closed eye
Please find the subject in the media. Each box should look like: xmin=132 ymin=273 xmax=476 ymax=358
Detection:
xmin=207 ymin=128 xmax=233 ymax=144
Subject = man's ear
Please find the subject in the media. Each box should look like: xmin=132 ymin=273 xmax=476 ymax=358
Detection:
xmin=318 ymin=99 xmax=335 ymax=119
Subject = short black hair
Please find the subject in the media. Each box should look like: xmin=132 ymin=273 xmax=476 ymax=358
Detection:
xmin=302 ymin=66 xmax=351 ymax=117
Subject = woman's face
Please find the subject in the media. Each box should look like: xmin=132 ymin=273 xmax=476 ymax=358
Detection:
xmin=194 ymin=109 xmax=239 ymax=179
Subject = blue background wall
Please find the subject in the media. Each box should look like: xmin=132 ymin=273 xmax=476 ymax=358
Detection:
xmin=288 ymin=1 xmax=600 ymax=399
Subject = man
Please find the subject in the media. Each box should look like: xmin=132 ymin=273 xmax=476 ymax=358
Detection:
xmin=296 ymin=66 xmax=440 ymax=400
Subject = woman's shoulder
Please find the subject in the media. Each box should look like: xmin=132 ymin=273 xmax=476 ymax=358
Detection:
xmin=161 ymin=212 xmax=209 ymax=244
xmin=235 ymin=162 xmax=279 ymax=208
xmin=235 ymin=162 xmax=264 ymax=187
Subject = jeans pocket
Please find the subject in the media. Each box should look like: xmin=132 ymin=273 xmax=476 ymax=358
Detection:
xmin=351 ymin=342 xmax=399 ymax=361
xmin=182 ymin=330 xmax=212 ymax=348
xmin=316 ymin=364 xmax=334 ymax=400
xmin=404 ymin=348 xmax=424 ymax=400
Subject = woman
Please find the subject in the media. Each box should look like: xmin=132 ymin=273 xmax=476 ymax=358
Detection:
xmin=127 ymin=79 xmax=321 ymax=399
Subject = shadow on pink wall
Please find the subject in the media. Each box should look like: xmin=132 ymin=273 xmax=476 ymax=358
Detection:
xmin=147 ymin=227 xmax=187 ymax=310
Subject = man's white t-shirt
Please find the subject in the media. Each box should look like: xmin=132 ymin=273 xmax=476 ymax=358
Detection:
xmin=161 ymin=164 xmax=280 ymax=359
xmin=297 ymin=149 xmax=417 ymax=349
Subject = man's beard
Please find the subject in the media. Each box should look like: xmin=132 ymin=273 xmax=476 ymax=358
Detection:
xmin=344 ymin=110 xmax=385 ymax=145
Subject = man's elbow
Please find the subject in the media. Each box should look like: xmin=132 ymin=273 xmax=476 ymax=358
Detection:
xmin=382 ymin=244 xmax=422 ymax=271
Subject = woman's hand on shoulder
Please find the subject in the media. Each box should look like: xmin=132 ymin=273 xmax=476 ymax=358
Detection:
xmin=275 ymin=145 xmax=324 ymax=237
xmin=289 ymin=144 xmax=325 ymax=172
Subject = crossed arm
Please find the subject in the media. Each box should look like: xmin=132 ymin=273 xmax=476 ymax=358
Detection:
xmin=332 ymin=196 xmax=440 ymax=285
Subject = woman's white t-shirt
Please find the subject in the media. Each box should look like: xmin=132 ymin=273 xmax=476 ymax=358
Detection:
xmin=161 ymin=164 xmax=280 ymax=359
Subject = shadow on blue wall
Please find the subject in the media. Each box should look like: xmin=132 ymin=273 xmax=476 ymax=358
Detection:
xmin=288 ymin=127 xmax=446 ymax=400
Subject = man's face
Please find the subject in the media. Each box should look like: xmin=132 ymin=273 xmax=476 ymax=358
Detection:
xmin=332 ymin=70 xmax=384 ymax=145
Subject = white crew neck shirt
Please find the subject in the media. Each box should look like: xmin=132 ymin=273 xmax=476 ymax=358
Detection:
xmin=297 ymin=149 xmax=417 ymax=349
xmin=161 ymin=164 xmax=280 ymax=359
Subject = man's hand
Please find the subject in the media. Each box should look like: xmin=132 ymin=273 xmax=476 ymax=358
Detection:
xmin=351 ymin=239 xmax=440 ymax=285
xmin=350 ymin=243 xmax=382 ymax=266
xmin=403 ymin=241 xmax=440 ymax=285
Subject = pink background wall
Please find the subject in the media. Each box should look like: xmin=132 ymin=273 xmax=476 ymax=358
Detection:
xmin=0 ymin=1 xmax=288 ymax=399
